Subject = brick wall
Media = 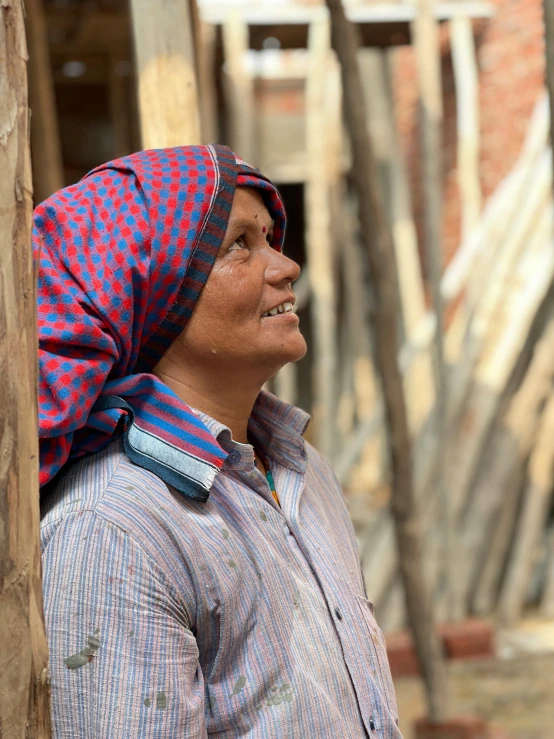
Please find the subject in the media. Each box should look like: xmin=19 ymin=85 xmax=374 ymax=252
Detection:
xmin=392 ymin=0 xmax=546 ymax=268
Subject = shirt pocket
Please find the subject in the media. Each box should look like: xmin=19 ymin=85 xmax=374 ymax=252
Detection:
xmin=355 ymin=594 xmax=399 ymax=724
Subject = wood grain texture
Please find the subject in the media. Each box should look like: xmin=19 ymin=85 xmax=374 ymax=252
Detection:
xmin=130 ymin=0 xmax=200 ymax=148
xmin=0 ymin=0 xmax=51 ymax=735
xmin=325 ymin=0 xmax=449 ymax=722
xmin=25 ymin=0 xmax=64 ymax=203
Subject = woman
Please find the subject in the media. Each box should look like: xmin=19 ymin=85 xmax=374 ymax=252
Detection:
xmin=37 ymin=145 xmax=401 ymax=738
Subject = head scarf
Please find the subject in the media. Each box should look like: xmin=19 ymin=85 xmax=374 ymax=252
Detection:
xmin=35 ymin=145 xmax=286 ymax=501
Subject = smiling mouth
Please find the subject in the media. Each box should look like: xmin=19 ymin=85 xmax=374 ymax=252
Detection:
xmin=261 ymin=301 xmax=294 ymax=317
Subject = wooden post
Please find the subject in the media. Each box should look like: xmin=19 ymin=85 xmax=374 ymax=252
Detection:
xmin=450 ymin=17 xmax=481 ymax=241
xmin=412 ymin=0 xmax=454 ymax=622
xmin=25 ymin=0 xmax=64 ymax=203
xmin=0 ymin=0 xmax=51 ymax=735
xmin=325 ymin=0 xmax=449 ymax=722
xmin=498 ymin=392 xmax=554 ymax=624
xmin=304 ymin=14 xmax=338 ymax=460
xmin=359 ymin=48 xmax=435 ymax=434
xmin=544 ymin=0 xmax=554 ymax=188
xmin=109 ymin=52 xmax=132 ymax=159
xmin=222 ymin=13 xmax=256 ymax=164
xmin=130 ymin=0 xmax=201 ymax=148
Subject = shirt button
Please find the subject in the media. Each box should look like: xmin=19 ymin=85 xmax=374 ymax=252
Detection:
xmin=228 ymin=450 xmax=241 ymax=464
xmin=334 ymin=607 xmax=343 ymax=621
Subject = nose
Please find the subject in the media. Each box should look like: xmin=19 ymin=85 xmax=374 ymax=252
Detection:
xmin=265 ymin=247 xmax=301 ymax=286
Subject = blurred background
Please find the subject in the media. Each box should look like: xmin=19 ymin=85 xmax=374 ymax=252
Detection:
xmin=26 ymin=0 xmax=554 ymax=735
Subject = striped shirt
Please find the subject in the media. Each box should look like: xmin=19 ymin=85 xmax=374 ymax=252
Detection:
xmin=41 ymin=391 xmax=401 ymax=738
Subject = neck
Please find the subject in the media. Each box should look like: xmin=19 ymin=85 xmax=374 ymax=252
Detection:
xmin=152 ymin=357 xmax=263 ymax=445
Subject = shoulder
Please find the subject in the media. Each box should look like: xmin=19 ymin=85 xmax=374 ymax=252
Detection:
xmin=40 ymin=440 xmax=193 ymax=582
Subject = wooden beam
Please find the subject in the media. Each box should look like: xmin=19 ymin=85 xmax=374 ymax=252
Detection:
xmin=543 ymin=0 xmax=554 ymax=190
xmin=304 ymin=14 xmax=338 ymax=460
xmin=457 ymin=316 xmax=554 ymax=618
xmin=108 ymin=52 xmax=132 ymax=159
xmin=359 ymin=47 xmax=434 ymax=433
xmin=325 ymin=0 xmax=449 ymax=722
xmin=413 ymin=0 xmax=455 ymax=621
xmin=450 ymin=16 xmax=481 ymax=241
xmin=130 ymin=0 xmax=200 ymax=148
xmin=0 ymin=1 xmax=51 ymax=735
xmin=498 ymin=392 xmax=554 ymax=624
xmin=25 ymin=0 xmax=64 ymax=202
xmin=222 ymin=13 xmax=256 ymax=164
xmin=198 ymin=21 xmax=219 ymax=144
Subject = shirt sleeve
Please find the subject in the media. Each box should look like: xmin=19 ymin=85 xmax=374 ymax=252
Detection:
xmin=42 ymin=510 xmax=207 ymax=739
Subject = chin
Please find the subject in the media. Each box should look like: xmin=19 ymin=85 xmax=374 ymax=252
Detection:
xmin=266 ymin=334 xmax=307 ymax=371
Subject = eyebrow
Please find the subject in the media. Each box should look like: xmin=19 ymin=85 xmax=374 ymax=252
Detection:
xmin=229 ymin=216 xmax=275 ymax=234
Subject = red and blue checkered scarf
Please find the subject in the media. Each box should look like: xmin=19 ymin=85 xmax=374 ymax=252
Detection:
xmin=35 ymin=145 xmax=286 ymax=501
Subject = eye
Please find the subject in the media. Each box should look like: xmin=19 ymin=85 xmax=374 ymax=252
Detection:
xmin=228 ymin=237 xmax=247 ymax=252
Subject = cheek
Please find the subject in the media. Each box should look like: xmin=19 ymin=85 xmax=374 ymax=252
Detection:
xmin=203 ymin=263 xmax=263 ymax=319
xmin=184 ymin=264 xmax=263 ymax=349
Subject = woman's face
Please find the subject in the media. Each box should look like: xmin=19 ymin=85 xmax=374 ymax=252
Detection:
xmin=172 ymin=187 xmax=307 ymax=381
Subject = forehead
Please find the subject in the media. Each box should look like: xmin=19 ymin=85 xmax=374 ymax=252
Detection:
xmin=230 ymin=187 xmax=272 ymax=222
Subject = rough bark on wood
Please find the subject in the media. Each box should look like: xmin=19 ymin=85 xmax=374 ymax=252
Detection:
xmin=0 ymin=0 xmax=51 ymax=735
xmin=25 ymin=0 xmax=64 ymax=203
xmin=325 ymin=0 xmax=449 ymax=722
xmin=130 ymin=0 xmax=200 ymax=148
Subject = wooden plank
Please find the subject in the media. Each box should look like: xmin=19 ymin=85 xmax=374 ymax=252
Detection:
xmin=222 ymin=13 xmax=256 ymax=164
xmin=544 ymin=0 xmax=554 ymax=189
xmin=109 ymin=51 xmax=132 ymax=158
xmin=0 ymin=1 xmax=51 ymax=734
xmin=413 ymin=0 xmax=454 ymax=620
xmin=450 ymin=17 xmax=481 ymax=240
xmin=540 ymin=525 xmax=554 ymax=617
xmin=498 ymin=392 xmax=554 ymax=624
xmin=130 ymin=0 xmax=200 ymax=148
xmin=198 ymin=21 xmax=219 ymax=144
xmin=25 ymin=0 xmax=64 ymax=202
xmin=304 ymin=13 xmax=338 ymax=460
xmin=326 ymin=0 xmax=449 ymax=721
xmin=456 ymin=316 xmax=554 ymax=618
xmin=359 ymin=48 xmax=434 ymax=434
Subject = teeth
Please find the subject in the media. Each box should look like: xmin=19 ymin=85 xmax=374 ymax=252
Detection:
xmin=262 ymin=302 xmax=295 ymax=317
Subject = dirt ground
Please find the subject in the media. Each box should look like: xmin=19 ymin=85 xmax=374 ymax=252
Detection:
xmin=394 ymin=619 xmax=554 ymax=739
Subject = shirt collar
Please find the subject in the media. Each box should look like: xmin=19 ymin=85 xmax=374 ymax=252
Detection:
xmin=190 ymin=391 xmax=310 ymax=474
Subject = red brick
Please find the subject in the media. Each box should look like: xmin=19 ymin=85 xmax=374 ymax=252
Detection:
xmin=385 ymin=620 xmax=495 ymax=678
xmin=414 ymin=716 xmax=489 ymax=739
xmin=440 ymin=620 xmax=495 ymax=661
xmin=385 ymin=630 xmax=419 ymax=678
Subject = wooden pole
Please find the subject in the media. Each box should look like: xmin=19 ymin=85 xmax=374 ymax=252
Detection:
xmin=304 ymin=14 xmax=338 ymax=460
xmin=412 ymin=0 xmax=454 ymax=622
xmin=130 ymin=0 xmax=201 ymax=148
xmin=450 ymin=17 xmax=481 ymax=241
xmin=25 ymin=0 xmax=64 ymax=203
xmin=0 ymin=1 xmax=51 ymax=735
xmin=324 ymin=0 xmax=449 ymax=722
xmin=544 ymin=0 xmax=554 ymax=187
xmin=222 ymin=13 xmax=256 ymax=164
